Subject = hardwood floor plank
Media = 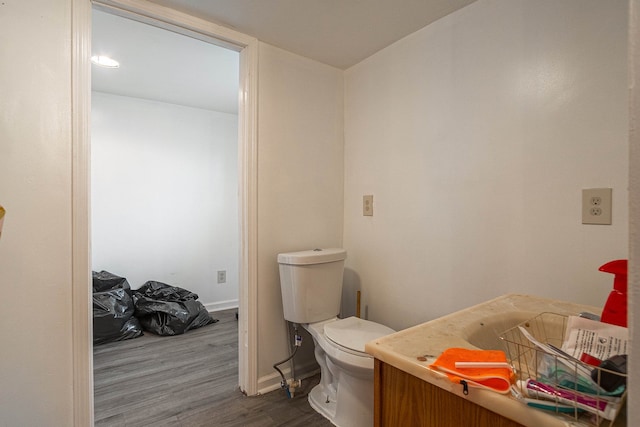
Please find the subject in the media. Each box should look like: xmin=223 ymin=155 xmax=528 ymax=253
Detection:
xmin=94 ymin=309 xmax=331 ymax=427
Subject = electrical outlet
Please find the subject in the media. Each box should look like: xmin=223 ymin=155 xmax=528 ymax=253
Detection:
xmin=582 ymin=188 xmax=612 ymax=225
xmin=363 ymin=195 xmax=373 ymax=216
xmin=217 ymin=270 xmax=226 ymax=284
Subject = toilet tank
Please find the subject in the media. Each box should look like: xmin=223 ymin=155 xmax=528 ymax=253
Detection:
xmin=277 ymin=248 xmax=347 ymax=324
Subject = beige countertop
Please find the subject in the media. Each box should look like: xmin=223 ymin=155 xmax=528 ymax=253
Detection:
xmin=365 ymin=293 xmax=626 ymax=427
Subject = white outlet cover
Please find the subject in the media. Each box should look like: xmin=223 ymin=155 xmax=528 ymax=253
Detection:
xmin=582 ymin=188 xmax=612 ymax=225
xmin=217 ymin=270 xmax=226 ymax=283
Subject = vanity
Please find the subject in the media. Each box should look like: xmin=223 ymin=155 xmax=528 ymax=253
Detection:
xmin=365 ymin=294 xmax=626 ymax=427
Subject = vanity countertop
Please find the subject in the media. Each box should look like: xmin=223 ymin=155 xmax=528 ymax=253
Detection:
xmin=365 ymin=293 xmax=626 ymax=427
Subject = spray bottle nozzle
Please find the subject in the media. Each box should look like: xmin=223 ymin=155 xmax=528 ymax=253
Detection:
xmin=600 ymin=259 xmax=628 ymax=327
xmin=599 ymin=260 xmax=628 ymax=292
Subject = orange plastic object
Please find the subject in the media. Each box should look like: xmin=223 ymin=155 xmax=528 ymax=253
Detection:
xmin=430 ymin=348 xmax=513 ymax=394
xmin=599 ymin=260 xmax=628 ymax=327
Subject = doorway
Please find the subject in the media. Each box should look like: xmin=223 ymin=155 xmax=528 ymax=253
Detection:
xmin=71 ymin=1 xmax=259 ymax=423
xmin=91 ymin=8 xmax=240 ymax=314
xmin=90 ymin=8 xmax=243 ymax=417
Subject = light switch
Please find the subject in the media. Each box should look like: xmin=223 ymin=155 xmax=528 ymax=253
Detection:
xmin=363 ymin=195 xmax=373 ymax=216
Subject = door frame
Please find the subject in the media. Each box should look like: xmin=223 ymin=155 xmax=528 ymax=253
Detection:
xmin=71 ymin=0 xmax=259 ymax=423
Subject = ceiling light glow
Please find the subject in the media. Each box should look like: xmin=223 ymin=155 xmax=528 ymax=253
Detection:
xmin=91 ymin=55 xmax=120 ymax=68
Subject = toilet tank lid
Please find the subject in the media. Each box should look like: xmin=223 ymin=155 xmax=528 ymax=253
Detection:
xmin=277 ymin=248 xmax=346 ymax=265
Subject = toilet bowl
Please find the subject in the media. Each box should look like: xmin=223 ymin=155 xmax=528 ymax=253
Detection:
xmin=277 ymin=248 xmax=394 ymax=427
xmin=303 ymin=316 xmax=395 ymax=427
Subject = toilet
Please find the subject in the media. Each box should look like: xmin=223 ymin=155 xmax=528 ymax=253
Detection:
xmin=277 ymin=248 xmax=395 ymax=427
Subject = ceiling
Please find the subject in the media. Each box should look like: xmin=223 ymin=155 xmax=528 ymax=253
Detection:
xmin=91 ymin=1 xmax=477 ymax=113
xmin=92 ymin=9 xmax=240 ymax=113
xmin=145 ymin=0 xmax=477 ymax=70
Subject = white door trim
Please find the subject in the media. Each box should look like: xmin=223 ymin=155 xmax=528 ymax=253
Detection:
xmin=71 ymin=0 xmax=94 ymax=424
xmin=72 ymin=0 xmax=259 ymax=423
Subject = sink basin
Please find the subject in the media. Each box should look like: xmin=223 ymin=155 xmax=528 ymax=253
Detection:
xmin=463 ymin=311 xmax=536 ymax=351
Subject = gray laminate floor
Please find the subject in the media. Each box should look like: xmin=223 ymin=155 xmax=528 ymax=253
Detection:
xmin=94 ymin=309 xmax=331 ymax=427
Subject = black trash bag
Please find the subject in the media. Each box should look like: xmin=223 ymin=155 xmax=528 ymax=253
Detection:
xmin=133 ymin=281 xmax=217 ymax=336
xmin=92 ymin=270 xmax=131 ymax=294
xmin=93 ymin=288 xmax=143 ymax=345
xmin=135 ymin=280 xmax=199 ymax=301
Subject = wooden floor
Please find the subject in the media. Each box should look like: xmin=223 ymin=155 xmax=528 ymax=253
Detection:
xmin=94 ymin=309 xmax=331 ymax=427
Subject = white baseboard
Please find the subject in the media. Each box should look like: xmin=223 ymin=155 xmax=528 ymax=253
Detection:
xmin=205 ymin=299 xmax=239 ymax=313
xmin=257 ymin=359 xmax=320 ymax=395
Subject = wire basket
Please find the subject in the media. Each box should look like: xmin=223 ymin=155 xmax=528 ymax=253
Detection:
xmin=499 ymin=313 xmax=627 ymax=426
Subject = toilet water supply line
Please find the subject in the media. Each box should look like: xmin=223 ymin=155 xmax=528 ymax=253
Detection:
xmin=273 ymin=322 xmax=302 ymax=398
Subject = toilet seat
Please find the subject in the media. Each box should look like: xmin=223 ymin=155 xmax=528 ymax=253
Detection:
xmin=305 ymin=317 xmax=395 ymax=363
xmin=324 ymin=316 xmax=395 ymax=354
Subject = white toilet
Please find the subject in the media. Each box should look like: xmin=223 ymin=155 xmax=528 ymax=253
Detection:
xmin=277 ymin=248 xmax=395 ymax=427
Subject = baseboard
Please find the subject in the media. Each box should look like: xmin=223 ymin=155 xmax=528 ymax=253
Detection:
xmin=257 ymin=359 xmax=320 ymax=395
xmin=205 ymin=299 xmax=239 ymax=313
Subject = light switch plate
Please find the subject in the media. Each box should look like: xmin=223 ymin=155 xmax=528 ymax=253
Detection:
xmin=582 ymin=188 xmax=612 ymax=225
xmin=363 ymin=195 xmax=373 ymax=216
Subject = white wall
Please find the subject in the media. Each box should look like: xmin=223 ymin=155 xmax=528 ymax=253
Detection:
xmin=91 ymin=92 xmax=239 ymax=310
xmin=0 ymin=0 xmax=75 ymax=425
xmin=256 ymin=42 xmax=344 ymax=389
xmin=344 ymin=0 xmax=629 ymax=331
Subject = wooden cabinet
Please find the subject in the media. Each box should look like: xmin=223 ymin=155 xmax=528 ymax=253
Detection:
xmin=374 ymin=359 xmax=524 ymax=427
